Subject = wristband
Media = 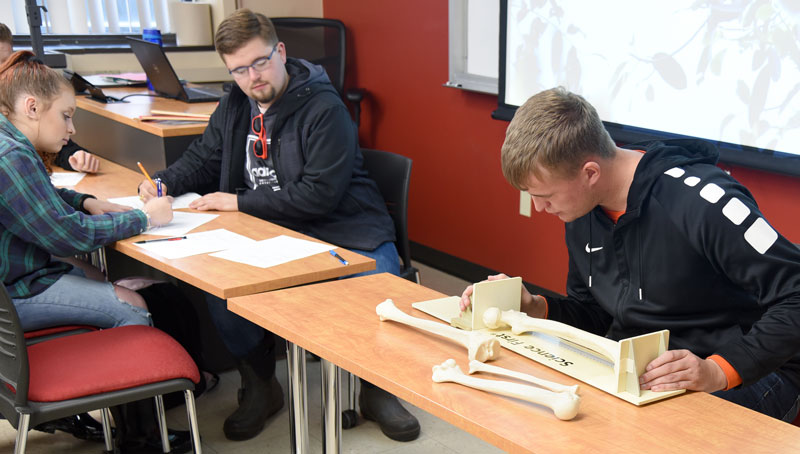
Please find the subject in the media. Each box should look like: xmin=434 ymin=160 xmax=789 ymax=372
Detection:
xmin=79 ymin=195 xmax=97 ymax=214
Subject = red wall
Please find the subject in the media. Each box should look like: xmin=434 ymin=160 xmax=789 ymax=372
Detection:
xmin=324 ymin=1 xmax=800 ymax=295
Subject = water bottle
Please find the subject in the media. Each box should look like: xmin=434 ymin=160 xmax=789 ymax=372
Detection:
xmin=142 ymin=28 xmax=163 ymax=91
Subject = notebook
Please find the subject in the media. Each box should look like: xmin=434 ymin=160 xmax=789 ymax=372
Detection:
xmin=127 ymin=37 xmax=224 ymax=103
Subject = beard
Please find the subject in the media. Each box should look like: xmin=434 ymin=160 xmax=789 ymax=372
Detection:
xmin=247 ymin=73 xmax=289 ymax=107
xmin=252 ymin=85 xmax=277 ymax=105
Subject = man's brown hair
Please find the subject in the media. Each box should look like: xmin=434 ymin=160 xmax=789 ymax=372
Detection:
xmin=0 ymin=23 xmax=11 ymax=45
xmin=214 ymin=8 xmax=278 ymax=57
xmin=501 ymin=87 xmax=616 ymax=190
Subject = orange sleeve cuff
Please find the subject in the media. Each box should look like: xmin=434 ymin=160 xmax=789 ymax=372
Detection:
xmin=708 ymin=354 xmax=742 ymax=390
xmin=539 ymin=295 xmax=549 ymax=319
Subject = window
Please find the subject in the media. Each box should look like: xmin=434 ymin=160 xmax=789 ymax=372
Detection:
xmin=7 ymin=0 xmax=171 ymax=36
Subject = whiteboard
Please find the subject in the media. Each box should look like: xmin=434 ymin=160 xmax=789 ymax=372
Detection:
xmin=447 ymin=0 xmax=499 ymax=94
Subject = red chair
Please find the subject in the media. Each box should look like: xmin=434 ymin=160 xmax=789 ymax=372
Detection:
xmin=23 ymin=325 xmax=97 ymax=344
xmin=0 ymin=286 xmax=203 ymax=454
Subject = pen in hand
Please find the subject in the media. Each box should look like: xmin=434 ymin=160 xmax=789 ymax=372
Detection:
xmin=329 ymin=250 xmax=349 ymax=265
xmin=135 ymin=236 xmax=187 ymax=244
xmin=156 ymin=178 xmax=163 ymax=197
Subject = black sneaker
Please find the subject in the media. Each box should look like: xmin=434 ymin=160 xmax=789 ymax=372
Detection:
xmin=34 ymin=413 xmax=109 ymax=443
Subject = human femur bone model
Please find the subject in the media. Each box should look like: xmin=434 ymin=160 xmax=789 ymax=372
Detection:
xmin=482 ymin=307 xmax=620 ymax=362
xmin=376 ymin=299 xmax=500 ymax=362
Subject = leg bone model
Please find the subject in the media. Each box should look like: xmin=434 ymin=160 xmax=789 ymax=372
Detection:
xmin=482 ymin=307 xmax=619 ymax=362
xmin=467 ymin=360 xmax=579 ymax=395
xmin=377 ymin=299 xmax=500 ymax=362
xmin=432 ymin=359 xmax=580 ymax=420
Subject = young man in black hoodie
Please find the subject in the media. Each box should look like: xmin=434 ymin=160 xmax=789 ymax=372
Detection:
xmin=462 ymin=87 xmax=800 ymax=421
xmin=138 ymin=9 xmax=420 ymax=442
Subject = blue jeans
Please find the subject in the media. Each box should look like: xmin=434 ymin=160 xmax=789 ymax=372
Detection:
xmin=207 ymin=241 xmax=401 ymax=358
xmin=13 ymin=267 xmax=151 ymax=331
xmin=712 ymin=372 xmax=800 ymax=422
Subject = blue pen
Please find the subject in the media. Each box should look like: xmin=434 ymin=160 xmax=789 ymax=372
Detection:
xmin=329 ymin=250 xmax=349 ymax=265
xmin=156 ymin=178 xmax=162 ymax=197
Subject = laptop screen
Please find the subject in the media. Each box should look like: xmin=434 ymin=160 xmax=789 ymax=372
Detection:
xmin=127 ymin=37 xmax=186 ymax=99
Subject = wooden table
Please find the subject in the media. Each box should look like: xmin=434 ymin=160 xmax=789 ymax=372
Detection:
xmin=68 ymin=158 xmax=375 ymax=299
xmin=72 ymin=87 xmax=217 ymax=172
xmin=228 ymin=273 xmax=800 ymax=454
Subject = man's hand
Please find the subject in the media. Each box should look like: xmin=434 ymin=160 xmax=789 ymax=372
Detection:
xmin=189 ymin=192 xmax=238 ymax=211
xmin=83 ymin=198 xmax=132 ymax=215
xmin=459 ymin=273 xmax=543 ymax=317
xmin=639 ymin=349 xmax=728 ymax=393
xmin=142 ymin=196 xmax=173 ymax=227
xmin=68 ymin=150 xmax=100 ymax=173
xmin=138 ymin=180 xmax=165 ymax=202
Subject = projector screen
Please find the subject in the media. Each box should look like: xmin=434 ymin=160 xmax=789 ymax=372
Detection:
xmin=494 ymin=0 xmax=800 ymax=176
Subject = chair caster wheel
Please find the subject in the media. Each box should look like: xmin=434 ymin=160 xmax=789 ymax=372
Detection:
xmin=342 ymin=409 xmax=359 ymax=429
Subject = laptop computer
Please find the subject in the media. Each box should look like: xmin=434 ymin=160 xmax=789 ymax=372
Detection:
xmin=127 ymin=37 xmax=224 ymax=103
xmin=63 ymin=70 xmax=123 ymax=103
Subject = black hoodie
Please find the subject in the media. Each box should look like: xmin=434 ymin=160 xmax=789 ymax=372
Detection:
xmin=546 ymin=139 xmax=800 ymax=388
xmin=154 ymin=58 xmax=395 ymax=251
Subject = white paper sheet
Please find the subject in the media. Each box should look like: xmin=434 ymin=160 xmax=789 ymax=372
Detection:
xmin=51 ymin=172 xmax=86 ymax=187
xmin=145 ymin=211 xmax=218 ymax=236
xmin=134 ymin=229 xmax=256 ymax=260
xmin=109 ymin=192 xmax=202 ymax=210
xmin=210 ymin=234 xmax=334 ymax=269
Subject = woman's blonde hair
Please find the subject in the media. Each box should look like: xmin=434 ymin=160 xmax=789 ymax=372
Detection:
xmin=0 ymin=50 xmax=71 ymax=116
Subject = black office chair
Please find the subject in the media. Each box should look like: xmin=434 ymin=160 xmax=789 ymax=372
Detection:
xmin=361 ymin=148 xmax=420 ymax=283
xmin=271 ymin=17 xmax=365 ymax=129
xmin=0 ymin=285 xmax=202 ymax=454
xmin=337 ymin=149 xmax=419 ymax=429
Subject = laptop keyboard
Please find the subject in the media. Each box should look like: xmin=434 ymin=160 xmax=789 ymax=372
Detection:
xmin=185 ymin=86 xmax=222 ymax=102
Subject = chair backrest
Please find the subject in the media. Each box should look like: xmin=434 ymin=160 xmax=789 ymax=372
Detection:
xmin=272 ymin=17 xmax=346 ymax=95
xmin=0 ymin=285 xmax=30 ymax=419
xmin=360 ymin=149 xmax=413 ymax=271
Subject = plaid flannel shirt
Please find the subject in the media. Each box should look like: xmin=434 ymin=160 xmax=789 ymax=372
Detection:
xmin=0 ymin=114 xmax=147 ymax=298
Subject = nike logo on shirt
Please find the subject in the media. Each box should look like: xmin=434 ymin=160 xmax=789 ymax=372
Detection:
xmin=585 ymin=243 xmax=603 ymax=253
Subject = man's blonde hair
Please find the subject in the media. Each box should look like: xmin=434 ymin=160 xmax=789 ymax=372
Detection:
xmin=215 ymin=9 xmax=278 ymax=57
xmin=0 ymin=23 xmax=11 ymax=45
xmin=501 ymin=87 xmax=616 ymax=189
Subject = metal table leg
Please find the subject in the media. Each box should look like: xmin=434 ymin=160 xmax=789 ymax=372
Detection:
xmin=286 ymin=341 xmax=309 ymax=453
xmin=321 ymin=359 xmax=342 ymax=453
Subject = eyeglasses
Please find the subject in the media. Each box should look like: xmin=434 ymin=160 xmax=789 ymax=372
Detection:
xmin=229 ymin=44 xmax=279 ymax=78
xmin=251 ymin=113 xmax=267 ymax=159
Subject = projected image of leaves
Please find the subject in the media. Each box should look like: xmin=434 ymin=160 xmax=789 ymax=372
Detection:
xmin=505 ymin=0 xmax=800 ymax=155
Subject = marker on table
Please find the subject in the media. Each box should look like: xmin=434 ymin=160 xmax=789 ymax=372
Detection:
xmin=329 ymin=250 xmax=349 ymax=265
xmin=137 ymin=161 xmax=157 ymax=191
xmin=135 ymin=236 xmax=187 ymax=244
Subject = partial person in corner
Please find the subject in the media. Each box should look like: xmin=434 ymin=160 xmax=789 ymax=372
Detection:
xmin=138 ymin=9 xmax=421 ymax=442
xmin=461 ymin=87 xmax=800 ymax=422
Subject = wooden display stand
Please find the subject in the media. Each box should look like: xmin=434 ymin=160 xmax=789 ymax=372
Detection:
xmin=412 ymin=278 xmax=685 ymax=405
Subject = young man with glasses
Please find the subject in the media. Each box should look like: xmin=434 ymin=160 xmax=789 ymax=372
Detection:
xmin=138 ymin=9 xmax=420 ymax=443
